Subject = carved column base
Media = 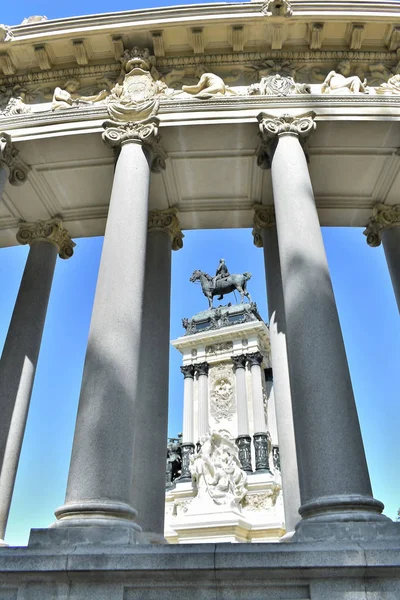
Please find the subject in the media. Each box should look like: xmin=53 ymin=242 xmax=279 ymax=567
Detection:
xmin=179 ymin=443 xmax=195 ymax=481
xmin=253 ymin=433 xmax=271 ymax=473
xmin=236 ymin=435 xmax=253 ymax=473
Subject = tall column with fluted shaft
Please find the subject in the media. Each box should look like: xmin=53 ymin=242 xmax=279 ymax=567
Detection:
xmin=131 ymin=208 xmax=183 ymax=542
xmin=364 ymin=203 xmax=400 ymax=312
xmin=247 ymin=352 xmax=270 ymax=472
xmin=54 ymin=118 xmax=166 ymax=535
xmin=180 ymin=365 xmax=195 ymax=481
xmin=194 ymin=362 xmax=209 ymax=440
xmin=231 ymin=355 xmax=252 ymax=472
xmin=0 ymin=219 xmax=75 ymax=545
xmin=0 ymin=132 xmax=29 ymax=200
xmin=253 ymin=205 xmax=301 ymax=535
xmin=258 ymin=112 xmax=388 ymax=539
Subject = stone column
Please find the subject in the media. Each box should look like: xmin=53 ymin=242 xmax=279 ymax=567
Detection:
xmin=194 ymin=362 xmax=209 ymax=440
xmin=258 ymin=112 xmax=388 ymax=540
xmin=364 ymin=203 xmax=400 ymax=312
xmin=231 ymin=355 xmax=252 ymax=472
xmin=253 ymin=205 xmax=301 ymax=535
xmin=130 ymin=208 xmax=183 ymax=542
xmin=0 ymin=219 xmax=75 ymax=545
xmin=53 ymin=119 xmax=166 ymax=538
xmin=0 ymin=132 xmax=29 ymax=199
xmin=180 ymin=365 xmax=195 ymax=481
xmin=247 ymin=352 xmax=270 ymax=472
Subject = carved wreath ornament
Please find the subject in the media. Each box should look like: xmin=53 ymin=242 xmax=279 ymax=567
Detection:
xmin=210 ymin=364 xmax=235 ymax=423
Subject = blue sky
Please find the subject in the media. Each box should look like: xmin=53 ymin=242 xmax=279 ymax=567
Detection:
xmin=0 ymin=0 xmax=399 ymax=546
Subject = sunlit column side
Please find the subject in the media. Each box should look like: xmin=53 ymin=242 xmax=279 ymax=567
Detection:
xmin=232 ymin=354 xmax=252 ymax=473
xmin=0 ymin=132 xmax=29 ymax=199
xmin=253 ymin=205 xmax=301 ymax=535
xmin=0 ymin=219 xmax=75 ymax=545
xmin=258 ymin=112 xmax=389 ymax=541
xmin=195 ymin=362 xmax=209 ymax=440
xmin=54 ymin=118 xmax=166 ymax=537
xmin=247 ymin=352 xmax=270 ymax=473
xmin=131 ymin=208 xmax=183 ymax=543
xmin=180 ymin=365 xmax=195 ymax=482
xmin=364 ymin=203 xmax=400 ymax=312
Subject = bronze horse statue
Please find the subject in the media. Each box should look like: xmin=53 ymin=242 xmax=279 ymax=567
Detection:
xmin=190 ymin=269 xmax=252 ymax=308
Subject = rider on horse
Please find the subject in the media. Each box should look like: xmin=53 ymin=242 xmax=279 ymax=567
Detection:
xmin=213 ymin=259 xmax=230 ymax=299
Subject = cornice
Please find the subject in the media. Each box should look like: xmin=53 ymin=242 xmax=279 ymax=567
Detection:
xmin=1 ymin=94 xmax=400 ymax=141
xmin=5 ymin=1 xmax=400 ymax=41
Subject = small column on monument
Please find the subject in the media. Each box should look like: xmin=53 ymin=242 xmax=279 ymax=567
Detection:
xmin=0 ymin=132 xmax=29 ymax=199
xmin=180 ymin=365 xmax=195 ymax=481
xmin=53 ymin=118 xmax=166 ymax=538
xmin=258 ymin=112 xmax=388 ymax=539
xmin=247 ymin=352 xmax=270 ymax=473
xmin=131 ymin=208 xmax=183 ymax=542
xmin=194 ymin=362 xmax=209 ymax=440
xmin=364 ymin=203 xmax=400 ymax=312
xmin=0 ymin=219 xmax=75 ymax=545
xmin=231 ymin=355 xmax=252 ymax=473
xmin=253 ymin=204 xmax=301 ymax=535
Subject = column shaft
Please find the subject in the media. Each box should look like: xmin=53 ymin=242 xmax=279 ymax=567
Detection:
xmin=130 ymin=227 xmax=173 ymax=540
xmin=233 ymin=359 xmax=249 ymax=436
xmin=0 ymin=241 xmax=57 ymax=543
xmin=382 ymin=226 xmax=400 ymax=311
xmin=249 ymin=361 xmax=266 ymax=434
xmin=260 ymin=113 xmax=385 ymax=529
xmin=261 ymin=223 xmax=301 ymax=533
xmin=196 ymin=364 xmax=209 ymax=440
xmin=56 ymin=140 xmax=151 ymax=528
xmin=182 ymin=369 xmax=195 ymax=444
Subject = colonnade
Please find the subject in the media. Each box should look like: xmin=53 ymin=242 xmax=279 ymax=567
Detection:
xmin=180 ymin=352 xmax=271 ymax=478
xmin=0 ymin=111 xmax=399 ymax=544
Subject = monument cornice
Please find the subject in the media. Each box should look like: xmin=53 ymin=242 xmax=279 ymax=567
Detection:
xmin=2 ymin=95 xmax=400 ymax=139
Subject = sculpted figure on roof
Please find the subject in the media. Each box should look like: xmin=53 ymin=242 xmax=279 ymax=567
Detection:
xmin=181 ymin=66 xmax=237 ymax=99
xmin=321 ymin=60 xmax=368 ymax=94
xmin=375 ymin=74 xmax=400 ymax=96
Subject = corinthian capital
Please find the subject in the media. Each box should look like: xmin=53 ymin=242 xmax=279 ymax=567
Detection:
xmin=256 ymin=112 xmax=316 ymax=169
xmin=16 ymin=218 xmax=75 ymax=259
xmin=148 ymin=208 xmax=184 ymax=250
xmin=0 ymin=132 xmax=29 ymax=186
xmin=252 ymin=204 xmax=275 ymax=248
xmin=102 ymin=117 xmax=166 ymax=173
xmin=363 ymin=203 xmax=400 ymax=247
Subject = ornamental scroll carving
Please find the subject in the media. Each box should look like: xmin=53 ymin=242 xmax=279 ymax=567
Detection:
xmin=0 ymin=132 xmax=29 ymax=185
xmin=257 ymin=112 xmax=316 ymax=169
xmin=102 ymin=118 xmax=166 ymax=173
xmin=363 ymin=203 xmax=400 ymax=247
xmin=16 ymin=218 xmax=75 ymax=259
xmin=205 ymin=341 xmax=233 ymax=355
xmin=249 ymin=74 xmax=309 ymax=96
xmin=148 ymin=208 xmax=184 ymax=250
xmin=252 ymin=205 xmax=276 ymax=248
xmin=241 ymin=487 xmax=280 ymax=511
xmin=209 ymin=363 xmax=235 ymax=423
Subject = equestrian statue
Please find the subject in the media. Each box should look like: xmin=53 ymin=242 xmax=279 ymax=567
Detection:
xmin=190 ymin=259 xmax=252 ymax=308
